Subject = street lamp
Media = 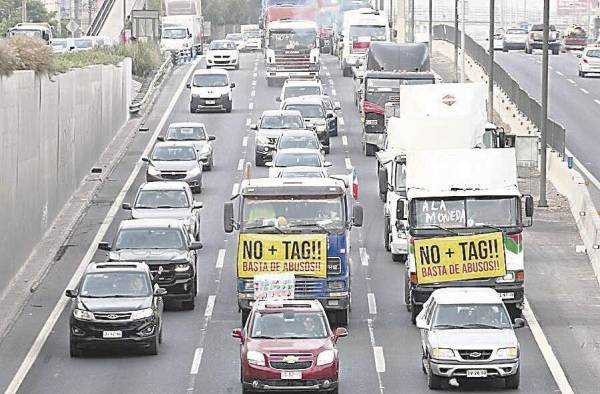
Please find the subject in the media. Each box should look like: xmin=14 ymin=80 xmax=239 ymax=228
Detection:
xmin=488 ymin=0 xmax=495 ymax=122
xmin=539 ymin=0 xmax=550 ymax=207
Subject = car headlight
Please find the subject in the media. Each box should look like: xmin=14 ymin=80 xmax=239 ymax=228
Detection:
xmin=496 ymin=271 xmax=515 ymax=283
xmin=188 ymin=166 xmax=202 ymax=176
xmin=256 ymin=135 xmax=270 ymax=145
xmin=73 ymin=309 xmax=94 ymax=321
xmin=431 ymin=348 xmax=454 ymax=360
xmin=175 ymin=263 xmax=191 ymax=272
xmin=316 ymin=124 xmax=326 ymax=132
xmin=247 ymin=350 xmax=265 ymax=366
xmin=147 ymin=166 xmax=160 ymax=176
xmin=316 ymin=349 xmax=336 ymax=366
xmin=328 ymin=281 xmax=345 ymax=290
xmin=496 ymin=347 xmax=518 ymax=359
xmin=131 ymin=308 xmax=154 ymax=320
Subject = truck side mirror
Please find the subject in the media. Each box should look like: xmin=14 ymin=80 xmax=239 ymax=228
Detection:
xmin=157 ymin=136 xmax=165 ymax=142
xmin=396 ymin=200 xmax=405 ymax=221
xmin=122 ymin=202 xmax=132 ymax=210
xmin=378 ymin=167 xmax=388 ymax=196
xmin=98 ymin=242 xmax=111 ymax=251
xmin=275 ymin=96 xmax=281 ymax=102
xmin=224 ymin=202 xmax=235 ymax=233
xmin=525 ymin=195 xmax=534 ymax=218
xmin=186 ymin=83 xmax=191 ymax=89
xmin=65 ymin=289 xmax=78 ymax=298
xmin=352 ymin=204 xmax=363 ymax=227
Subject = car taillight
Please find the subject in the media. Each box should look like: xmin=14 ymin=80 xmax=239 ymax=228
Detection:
xmin=515 ymin=271 xmax=525 ymax=282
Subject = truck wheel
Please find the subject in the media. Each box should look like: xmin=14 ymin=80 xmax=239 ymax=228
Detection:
xmin=190 ymin=103 xmax=196 ymax=113
xmin=525 ymin=46 xmax=532 ymax=54
xmin=427 ymin=360 xmax=444 ymax=389
xmin=384 ymin=217 xmax=391 ymax=251
xmin=505 ymin=367 xmax=520 ymax=389
xmin=336 ymin=309 xmax=349 ymax=327
xmin=392 ymin=253 xmax=405 ymax=262
xmin=206 ymin=65 xmax=211 ymax=69
xmin=411 ymin=303 xmax=422 ymax=324
xmin=552 ymin=47 xmax=560 ymax=55
xmin=506 ymin=304 xmax=522 ymax=321
xmin=241 ymin=309 xmax=250 ymax=326
xmin=255 ymin=153 xmax=264 ymax=167
xmin=342 ymin=66 xmax=352 ymax=77
xmin=364 ymin=143 xmax=376 ymax=157
xmin=502 ymin=46 xmax=508 ymax=52
xmin=404 ymin=272 xmax=411 ymax=311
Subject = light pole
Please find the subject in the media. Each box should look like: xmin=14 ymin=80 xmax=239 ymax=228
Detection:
xmin=454 ymin=0 xmax=459 ymax=82
xmin=460 ymin=0 xmax=466 ymax=83
xmin=539 ymin=0 xmax=550 ymax=207
xmin=21 ymin=0 xmax=26 ymax=22
xmin=428 ymin=0 xmax=433 ymax=59
xmin=409 ymin=0 xmax=415 ymax=42
xmin=488 ymin=0 xmax=495 ymax=122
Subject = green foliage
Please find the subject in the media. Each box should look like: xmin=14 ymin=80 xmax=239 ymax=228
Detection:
xmin=203 ymin=0 xmax=261 ymax=26
xmin=0 ymin=0 xmax=54 ymax=35
xmin=105 ymin=40 xmax=162 ymax=77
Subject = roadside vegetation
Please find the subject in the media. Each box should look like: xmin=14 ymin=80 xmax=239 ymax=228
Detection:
xmin=0 ymin=37 xmax=162 ymax=77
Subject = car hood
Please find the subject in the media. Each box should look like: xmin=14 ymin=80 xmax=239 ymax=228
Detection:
xmin=166 ymin=140 xmax=210 ymax=152
xmin=151 ymin=161 xmax=197 ymax=171
xmin=131 ymin=208 xmax=192 ymax=220
xmin=257 ymin=128 xmax=306 ymax=139
xmin=191 ymin=86 xmax=229 ymax=98
xmin=79 ymin=297 xmax=152 ymax=312
xmin=247 ymin=337 xmax=333 ymax=355
xmin=429 ymin=328 xmax=517 ymax=349
xmin=109 ymin=249 xmax=188 ymax=262
xmin=207 ymin=49 xmax=238 ymax=57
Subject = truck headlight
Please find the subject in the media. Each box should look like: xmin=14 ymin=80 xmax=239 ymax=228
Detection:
xmin=328 ymin=281 xmax=345 ymax=290
xmin=431 ymin=348 xmax=454 ymax=360
xmin=256 ymin=135 xmax=270 ymax=146
xmin=243 ymin=281 xmax=255 ymax=291
xmin=73 ymin=309 xmax=94 ymax=321
xmin=316 ymin=124 xmax=326 ymax=132
xmin=496 ymin=272 xmax=515 ymax=283
xmin=175 ymin=263 xmax=191 ymax=272
xmin=147 ymin=166 xmax=160 ymax=176
xmin=247 ymin=350 xmax=265 ymax=366
xmin=131 ymin=308 xmax=154 ymax=320
xmin=316 ymin=350 xmax=336 ymax=366
xmin=496 ymin=347 xmax=518 ymax=359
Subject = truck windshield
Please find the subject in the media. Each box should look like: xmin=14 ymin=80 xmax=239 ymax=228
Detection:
xmin=10 ymin=29 xmax=43 ymax=39
xmin=74 ymin=39 xmax=94 ymax=49
xmin=432 ymin=304 xmax=512 ymax=330
xmin=162 ymin=28 xmax=187 ymax=39
xmin=349 ymin=25 xmax=386 ymax=41
xmin=243 ymin=31 xmax=261 ymax=39
xmin=365 ymin=78 xmax=433 ymax=107
xmin=251 ymin=311 xmax=328 ymax=339
xmin=242 ymin=195 xmax=345 ymax=231
xmin=412 ymin=197 xmax=519 ymax=229
xmin=269 ymin=30 xmax=317 ymax=50
xmin=135 ymin=190 xmax=190 ymax=209
xmin=394 ymin=162 xmax=406 ymax=190
xmin=115 ymin=228 xmax=185 ymax=250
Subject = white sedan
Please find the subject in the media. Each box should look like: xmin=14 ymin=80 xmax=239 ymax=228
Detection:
xmin=206 ymin=40 xmax=239 ymax=70
xmin=578 ymin=46 xmax=600 ymax=77
xmin=266 ymin=148 xmax=331 ymax=177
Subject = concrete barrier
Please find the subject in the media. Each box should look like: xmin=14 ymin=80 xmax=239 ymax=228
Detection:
xmin=0 ymin=59 xmax=131 ymax=293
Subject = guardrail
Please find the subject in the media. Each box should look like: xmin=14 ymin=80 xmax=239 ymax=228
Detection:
xmin=87 ymin=0 xmax=117 ymax=36
xmin=433 ymin=24 xmax=566 ymax=157
xmin=129 ymin=55 xmax=172 ymax=113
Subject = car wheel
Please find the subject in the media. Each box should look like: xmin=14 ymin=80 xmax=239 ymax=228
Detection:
xmin=182 ymin=281 xmax=196 ymax=310
xmin=267 ymin=78 xmax=274 ymax=87
xmin=502 ymin=46 xmax=508 ymax=52
xmin=190 ymin=104 xmax=196 ymax=113
xmin=384 ymin=217 xmax=391 ymax=252
xmin=242 ymin=386 xmax=254 ymax=394
xmin=69 ymin=339 xmax=83 ymax=358
xmin=235 ymin=63 xmax=240 ymax=70
xmin=364 ymin=143 xmax=376 ymax=157
xmin=421 ymin=352 xmax=427 ymax=374
xmin=336 ymin=308 xmax=349 ymax=327
xmin=506 ymin=304 xmax=522 ymax=321
xmin=330 ymin=387 xmax=339 ymax=394
xmin=146 ymin=332 xmax=159 ymax=355
xmin=205 ymin=155 xmax=214 ymax=171
xmin=324 ymin=145 xmax=330 ymax=154
xmin=427 ymin=359 xmax=444 ymax=389
xmin=392 ymin=253 xmax=406 ymax=263
xmin=192 ymin=185 xmax=201 ymax=194
xmin=255 ymin=153 xmax=264 ymax=167
xmin=241 ymin=309 xmax=250 ymax=326
xmin=225 ymin=99 xmax=232 ymax=113
xmin=342 ymin=66 xmax=352 ymax=77
xmin=505 ymin=367 xmax=520 ymax=389
xmin=552 ymin=48 xmax=559 ymax=55
xmin=158 ymin=322 xmax=163 ymax=344
xmin=525 ymin=46 xmax=532 ymax=54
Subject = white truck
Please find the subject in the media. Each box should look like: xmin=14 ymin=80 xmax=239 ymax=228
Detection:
xmin=7 ymin=23 xmax=52 ymax=45
xmin=241 ymin=24 xmax=262 ymax=51
xmin=264 ymin=20 xmax=320 ymax=86
xmin=340 ymin=8 xmax=389 ymax=77
xmin=161 ymin=15 xmax=203 ymax=57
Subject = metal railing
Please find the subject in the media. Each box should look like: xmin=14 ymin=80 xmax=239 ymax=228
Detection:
xmin=87 ymin=0 xmax=117 ymax=36
xmin=129 ymin=55 xmax=172 ymax=113
xmin=433 ymin=24 xmax=566 ymax=157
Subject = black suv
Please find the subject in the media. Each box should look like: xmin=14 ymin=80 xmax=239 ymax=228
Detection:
xmin=66 ymin=261 xmax=166 ymax=357
xmin=99 ymin=218 xmax=202 ymax=310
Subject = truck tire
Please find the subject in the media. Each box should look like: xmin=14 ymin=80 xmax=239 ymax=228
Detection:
xmin=241 ymin=309 xmax=250 ymax=326
xmin=255 ymin=152 xmax=264 ymax=167
xmin=336 ymin=308 xmax=349 ymax=326
xmin=342 ymin=66 xmax=352 ymax=77
xmin=427 ymin=361 xmax=444 ymax=390
xmin=552 ymin=47 xmax=560 ymax=55
xmin=411 ymin=303 xmax=422 ymax=324
xmin=502 ymin=45 xmax=508 ymax=52
xmin=384 ymin=217 xmax=391 ymax=251
xmin=506 ymin=304 xmax=522 ymax=321
xmin=505 ymin=368 xmax=520 ymax=389
xmin=525 ymin=46 xmax=532 ymax=54
xmin=364 ymin=143 xmax=376 ymax=157
xmin=206 ymin=65 xmax=211 ymax=69
xmin=404 ymin=272 xmax=411 ymax=310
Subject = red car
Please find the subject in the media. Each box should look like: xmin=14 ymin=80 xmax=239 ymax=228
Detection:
xmin=232 ymin=300 xmax=348 ymax=393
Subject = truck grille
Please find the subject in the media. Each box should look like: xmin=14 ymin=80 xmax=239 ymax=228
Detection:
xmin=274 ymin=52 xmax=312 ymax=70
xmin=149 ymin=264 xmax=175 ymax=285
xmin=458 ymin=349 xmax=493 ymax=361
xmin=270 ymin=354 xmax=313 ymax=370
xmin=294 ymin=278 xmax=323 ymax=296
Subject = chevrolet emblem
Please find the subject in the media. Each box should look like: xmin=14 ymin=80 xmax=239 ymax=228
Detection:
xmin=469 ymin=352 xmax=482 ymax=358
xmin=282 ymin=355 xmax=299 ymax=364
xmin=442 ymin=94 xmax=457 ymax=106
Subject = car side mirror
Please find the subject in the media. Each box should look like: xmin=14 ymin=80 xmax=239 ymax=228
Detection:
xmin=224 ymin=202 xmax=235 ymax=233
xmin=324 ymin=161 xmax=332 ymax=167
xmin=122 ymin=202 xmax=132 ymax=210
xmin=141 ymin=156 xmax=150 ymax=163
xmin=154 ymin=287 xmax=167 ymax=296
xmin=208 ymin=135 xmax=216 ymax=141
xmin=157 ymin=136 xmax=165 ymax=142
xmin=396 ymin=200 xmax=405 ymax=221
xmin=250 ymin=124 xmax=258 ymax=130
xmin=186 ymin=83 xmax=191 ymax=89
xmin=65 ymin=289 xmax=78 ymax=298
xmin=275 ymin=96 xmax=281 ymax=102
xmin=189 ymin=241 xmax=203 ymax=250
xmin=230 ymin=83 xmax=236 ymax=88
xmin=513 ymin=317 xmax=525 ymax=329
xmin=326 ymin=113 xmax=334 ymax=119
xmin=232 ymin=328 xmax=243 ymax=341
xmin=525 ymin=195 xmax=534 ymax=218
xmin=192 ymin=201 xmax=203 ymax=209
xmin=353 ymin=204 xmax=364 ymax=227
xmin=334 ymin=327 xmax=348 ymax=342
xmin=577 ymin=54 xmax=582 ymax=58
xmin=415 ymin=316 xmax=428 ymax=330
xmin=98 ymin=241 xmax=111 ymax=251
xmin=188 ymin=33 xmax=192 ymax=38
xmin=264 ymin=161 xmax=273 ymax=167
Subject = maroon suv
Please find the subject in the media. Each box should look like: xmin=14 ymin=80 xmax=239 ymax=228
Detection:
xmin=232 ymin=300 xmax=348 ymax=393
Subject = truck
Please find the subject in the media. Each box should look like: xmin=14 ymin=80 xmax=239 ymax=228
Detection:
xmin=562 ymin=25 xmax=588 ymax=51
xmin=331 ymin=0 xmax=371 ymax=57
xmin=161 ymin=15 xmax=203 ymax=57
xmin=261 ymin=0 xmax=319 ymax=30
xmin=264 ymin=20 xmax=321 ymax=86
xmin=241 ymin=24 xmax=262 ymax=51
xmin=165 ymin=0 xmax=201 ymax=16
xmin=340 ymin=8 xmax=390 ymax=77
xmin=402 ymin=148 xmax=534 ymax=323
xmin=7 ymin=23 xmax=52 ymax=45
xmin=223 ymin=177 xmax=364 ymax=326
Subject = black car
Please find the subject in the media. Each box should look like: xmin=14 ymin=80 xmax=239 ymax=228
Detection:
xmin=99 ymin=218 xmax=202 ymax=310
xmin=66 ymin=261 xmax=166 ymax=357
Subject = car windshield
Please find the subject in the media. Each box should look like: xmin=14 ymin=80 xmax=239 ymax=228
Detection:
xmin=80 ymin=272 xmax=152 ymax=298
xmin=432 ymin=304 xmax=512 ymax=329
xmin=151 ymin=146 xmax=196 ymax=161
xmin=269 ymin=30 xmax=317 ymax=50
xmin=115 ymin=228 xmax=185 ymax=249
xmin=261 ymin=115 xmax=304 ymax=129
xmin=135 ymin=190 xmax=189 ymax=209
xmin=166 ymin=126 xmax=207 ymax=140
xmin=210 ymin=40 xmax=236 ymax=50
xmin=274 ymin=151 xmax=322 ymax=167
xmin=75 ymin=39 xmax=94 ymax=48
xmin=586 ymin=49 xmax=600 ymax=58
xmin=349 ymin=25 xmax=386 ymax=41
xmin=285 ymin=104 xmax=324 ymax=118
xmin=365 ymin=78 xmax=434 ymax=106
xmin=162 ymin=28 xmax=187 ymax=39
xmin=242 ymin=195 xmax=344 ymax=231
xmin=283 ymin=86 xmax=321 ymax=99
xmin=266 ymin=0 xmax=316 ymax=6
xmin=279 ymin=135 xmax=320 ymax=149
xmin=413 ymin=197 xmax=520 ymax=228
xmin=226 ymin=34 xmax=243 ymax=41
xmin=251 ymin=311 xmax=328 ymax=339
xmin=193 ymin=74 xmax=228 ymax=87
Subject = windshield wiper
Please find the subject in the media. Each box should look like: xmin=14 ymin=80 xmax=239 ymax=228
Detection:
xmin=82 ymin=294 xmax=135 ymax=298
xmin=462 ymin=323 xmax=504 ymax=329
xmin=427 ymin=224 xmax=460 ymax=236
xmin=289 ymin=222 xmax=331 ymax=234
xmin=251 ymin=335 xmax=279 ymax=339
xmin=244 ymin=224 xmax=284 ymax=233
xmin=432 ymin=324 xmax=467 ymax=330
xmin=134 ymin=205 xmax=155 ymax=209
xmin=471 ymin=224 xmax=507 ymax=233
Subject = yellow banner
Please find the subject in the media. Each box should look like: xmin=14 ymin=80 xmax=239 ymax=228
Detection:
xmin=414 ymin=232 xmax=506 ymax=285
xmin=237 ymin=234 xmax=327 ymax=279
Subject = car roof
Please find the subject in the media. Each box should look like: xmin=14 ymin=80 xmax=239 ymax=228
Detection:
xmin=279 ymin=130 xmax=318 ymax=137
xmin=283 ymin=96 xmax=324 ymax=105
xmin=211 ymin=39 xmax=236 ymax=44
xmin=193 ymin=68 xmax=229 ymax=76
xmin=261 ymin=109 xmax=303 ymax=117
xmin=276 ymin=147 xmax=322 ymax=155
xmin=284 ymin=79 xmax=322 ymax=87
xmin=118 ymin=218 xmax=185 ymax=230
xmin=153 ymin=141 xmax=197 ymax=149
xmin=167 ymin=122 xmax=206 ymax=128
xmin=431 ymin=288 xmax=503 ymax=305
xmin=253 ymin=299 xmax=325 ymax=313
xmin=85 ymin=261 xmax=150 ymax=274
xmin=138 ymin=181 xmax=190 ymax=191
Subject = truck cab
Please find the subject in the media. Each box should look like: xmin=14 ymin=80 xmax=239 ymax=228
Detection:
xmin=8 ymin=23 xmax=52 ymax=44
xmin=224 ymin=178 xmax=363 ymax=326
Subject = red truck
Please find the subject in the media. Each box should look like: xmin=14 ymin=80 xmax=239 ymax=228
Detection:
xmin=562 ymin=25 xmax=588 ymax=51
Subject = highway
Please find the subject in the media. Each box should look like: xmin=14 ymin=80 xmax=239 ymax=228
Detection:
xmin=0 ymin=51 xmax=578 ymax=393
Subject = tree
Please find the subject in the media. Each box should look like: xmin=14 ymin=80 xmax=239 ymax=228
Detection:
xmin=203 ymin=0 xmax=261 ymax=26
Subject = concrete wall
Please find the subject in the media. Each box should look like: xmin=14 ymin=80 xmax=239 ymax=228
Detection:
xmin=0 ymin=59 xmax=131 ymax=293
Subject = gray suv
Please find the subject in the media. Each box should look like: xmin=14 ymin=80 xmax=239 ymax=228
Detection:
xmin=252 ymin=110 xmax=306 ymax=166
xmin=525 ymin=24 xmax=560 ymax=55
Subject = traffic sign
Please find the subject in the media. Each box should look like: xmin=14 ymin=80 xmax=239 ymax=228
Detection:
xmin=65 ymin=20 xmax=79 ymax=33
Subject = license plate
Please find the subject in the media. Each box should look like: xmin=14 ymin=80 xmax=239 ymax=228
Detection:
xmin=365 ymin=120 xmax=378 ymax=125
xmin=466 ymin=369 xmax=487 ymax=378
xmin=281 ymin=371 xmax=302 ymax=380
xmin=500 ymin=292 xmax=514 ymax=300
xmin=205 ymin=100 xmax=215 ymax=105
xmin=103 ymin=330 xmax=122 ymax=339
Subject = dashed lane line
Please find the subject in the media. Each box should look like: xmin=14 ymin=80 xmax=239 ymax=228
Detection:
xmin=367 ymin=293 xmax=377 ymax=315
xmin=339 ymin=117 xmax=345 ymax=126
xmin=237 ymin=158 xmax=245 ymax=171
xmin=359 ymin=247 xmax=369 ymax=266
xmin=190 ymin=347 xmax=204 ymax=375
xmin=367 ymin=318 xmax=386 ymax=393
xmin=332 ymin=89 xmax=337 ymax=96
xmin=215 ymin=248 xmax=226 ymax=268
xmin=246 ymin=118 xmax=251 ymax=127
xmin=251 ymin=90 xmax=256 ymax=97
xmin=232 ymin=183 xmax=239 ymax=196
xmin=567 ymin=78 xmax=576 ymax=84
xmin=204 ymin=295 xmax=216 ymax=318
xmin=556 ymin=71 xmax=564 ymax=76
xmin=342 ymin=136 xmax=348 ymax=146
xmin=345 ymin=158 xmax=352 ymax=170
xmin=242 ymin=136 xmax=248 ymax=147
xmin=580 ymin=88 xmax=589 ymax=94
xmin=595 ymin=99 xmax=600 ymax=105
xmin=249 ymin=102 xmax=254 ymax=110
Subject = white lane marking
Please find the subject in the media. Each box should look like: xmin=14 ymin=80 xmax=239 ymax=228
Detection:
xmin=580 ymin=88 xmax=589 ymax=94
xmin=567 ymin=78 xmax=576 ymax=84
xmin=237 ymin=158 xmax=245 ymax=171
xmin=549 ymin=66 xmax=553 ymax=70
xmin=556 ymin=71 xmax=564 ymax=76
xmin=252 ymin=80 xmax=256 ymax=86
xmin=204 ymin=295 xmax=216 ymax=317
xmin=246 ymin=118 xmax=251 ymax=127
xmin=242 ymin=136 xmax=248 ymax=147
xmin=373 ymin=346 xmax=386 ymax=373
xmin=339 ymin=117 xmax=345 ymax=126
xmin=595 ymin=99 xmax=600 ymax=105
xmin=359 ymin=247 xmax=369 ymax=266
xmin=251 ymin=90 xmax=256 ymax=97
xmin=342 ymin=136 xmax=348 ymax=146
xmin=325 ymin=71 xmax=331 ymax=77
xmin=249 ymin=102 xmax=254 ymax=110
xmin=332 ymin=89 xmax=337 ymax=96
xmin=328 ymin=79 xmax=334 ymax=85
xmin=3 ymin=57 xmax=203 ymax=394
xmin=367 ymin=293 xmax=377 ymax=314
xmin=524 ymin=298 xmax=575 ymax=394
xmin=345 ymin=158 xmax=352 ymax=170
xmin=536 ymin=59 xmax=542 ymax=64
xmin=323 ymin=64 xmax=328 ymax=70
xmin=253 ymin=72 xmax=257 ymax=78
xmin=216 ymin=248 xmax=226 ymax=268
xmin=232 ymin=183 xmax=239 ymax=196
xmin=190 ymin=347 xmax=204 ymax=375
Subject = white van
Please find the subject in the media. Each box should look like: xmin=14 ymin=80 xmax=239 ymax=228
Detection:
xmin=187 ymin=69 xmax=236 ymax=113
